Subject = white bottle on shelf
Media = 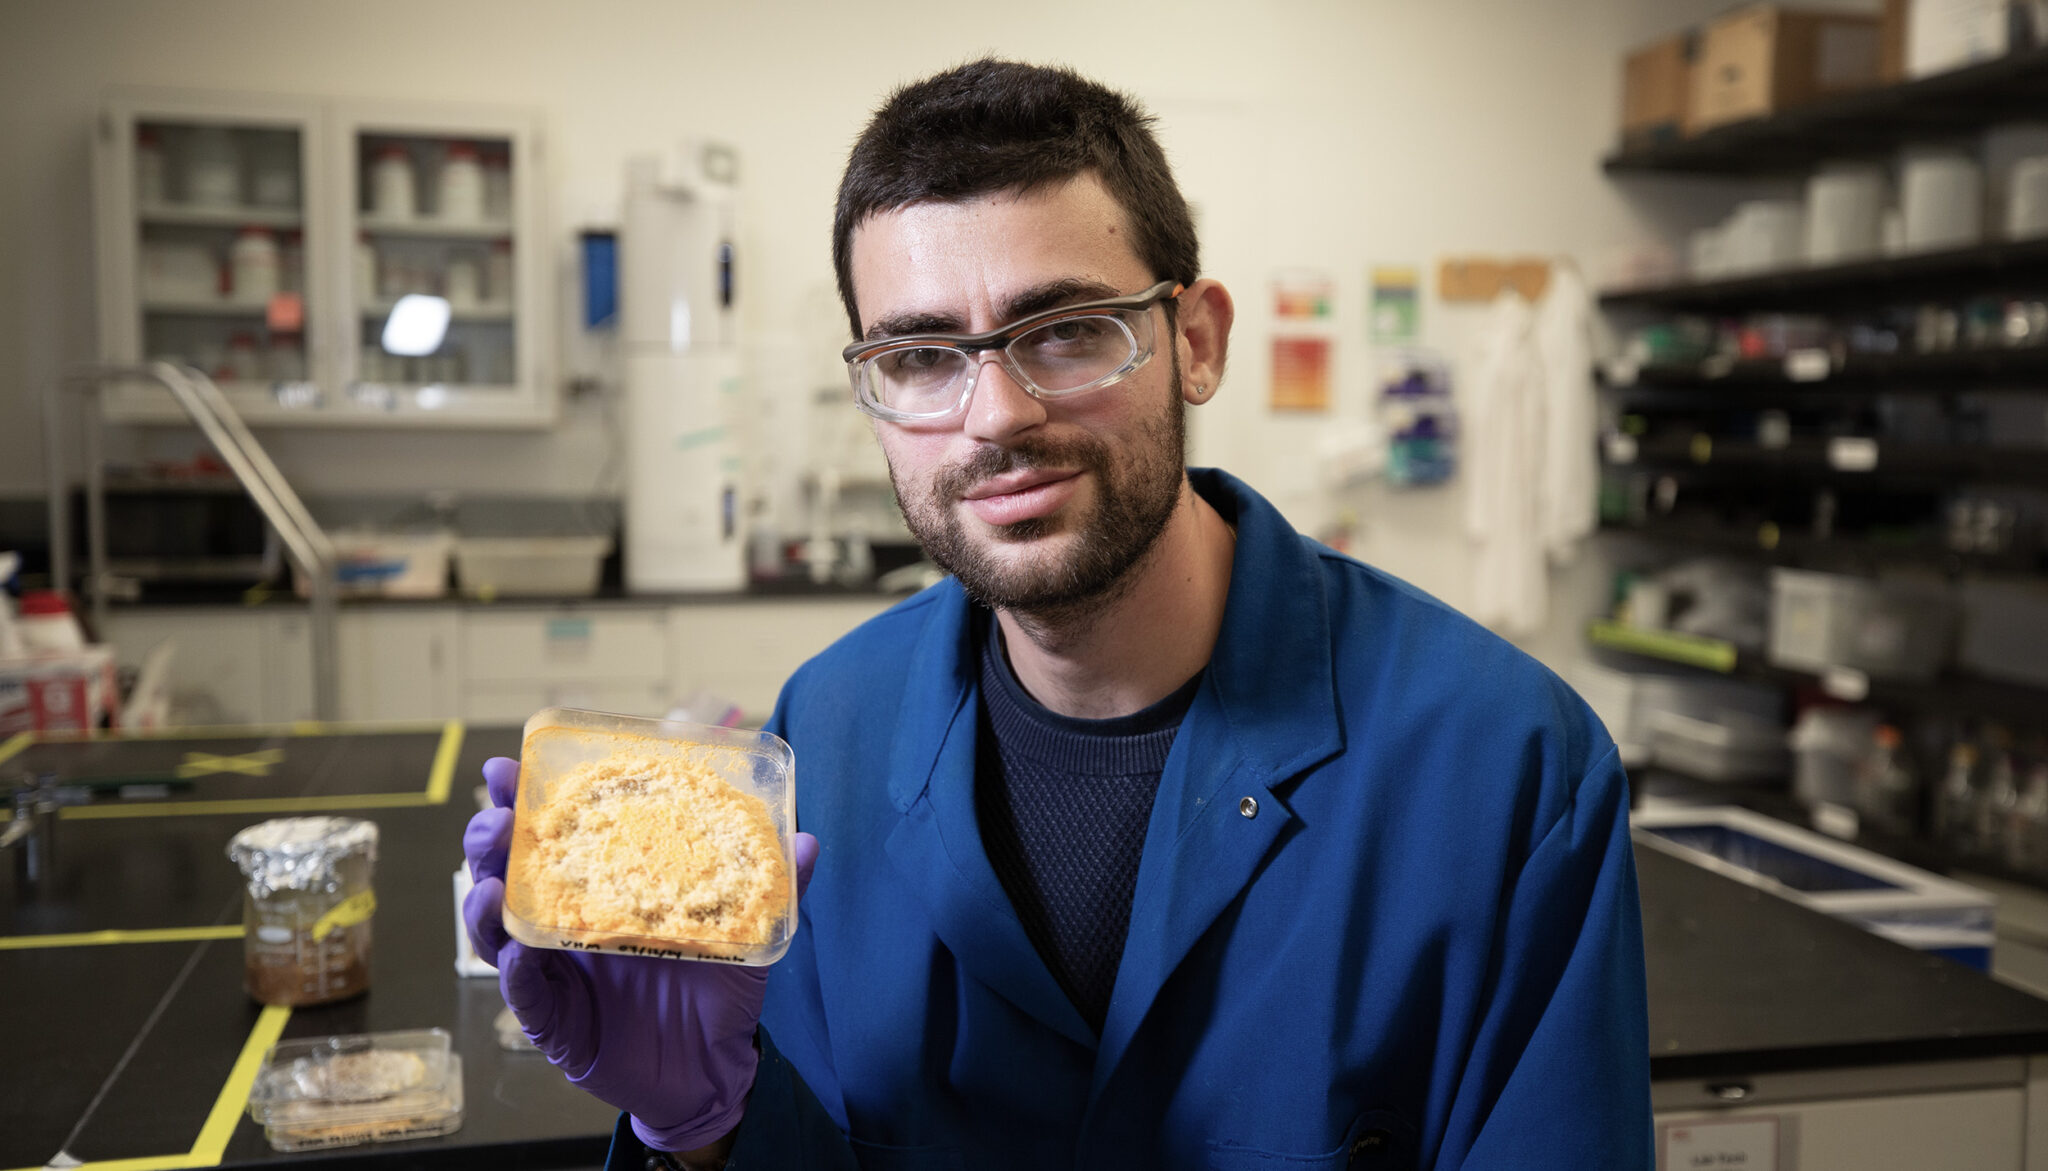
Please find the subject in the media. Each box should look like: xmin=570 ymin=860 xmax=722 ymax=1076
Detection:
xmin=437 ymin=142 xmax=484 ymax=223
xmin=371 ymin=145 xmax=416 ymax=221
xmin=230 ymin=227 xmax=279 ymax=302
xmin=249 ymin=132 xmax=299 ymax=207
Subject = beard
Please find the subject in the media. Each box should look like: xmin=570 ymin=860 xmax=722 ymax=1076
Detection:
xmin=889 ymin=372 xmax=1188 ymax=616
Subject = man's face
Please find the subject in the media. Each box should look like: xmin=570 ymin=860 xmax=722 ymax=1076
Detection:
xmin=847 ymin=175 xmax=1188 ymax=613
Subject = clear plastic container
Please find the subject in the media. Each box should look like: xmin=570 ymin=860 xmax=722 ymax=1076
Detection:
xmin=228 ymin=817 xmax=378 ymax=1006
xmin=248 ymin=1029 xmax=462 ymax=1151
xmin=503 ymin=707 xmax=797 ymax=964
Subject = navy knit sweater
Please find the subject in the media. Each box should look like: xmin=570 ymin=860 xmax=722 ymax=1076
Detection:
xmin=973 ymin=613 xmax=1203 ymax=1033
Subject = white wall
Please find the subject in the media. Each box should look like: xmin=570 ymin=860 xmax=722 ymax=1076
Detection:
xmin=0 ymin=0 xmax=1760 ymax=668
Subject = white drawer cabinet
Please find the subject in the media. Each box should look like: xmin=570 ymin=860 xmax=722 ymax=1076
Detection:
xmin=102 ymin=608 xmax=312 ymax=726
xmin=461 ymin=607 xmax=669 ymax=684
xmin=336 ymin=608 xmax=460 ymax=722
xmin=667 ymin=599 xmax=891 ymax=722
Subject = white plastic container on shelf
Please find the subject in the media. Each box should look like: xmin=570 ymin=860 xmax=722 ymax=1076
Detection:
xmin=370 ymin=145 xmax=416 ymax=220
xmin=1768 ymin=568 xmax=1956 ymax=681
xmin=230 ymin=227 xmax=280 ymax=301
xmin=445 ymin=253 xmax=481 ymax=309
xmin=1648 ymin=709 xmax=1790 ymax=783
xmin=141 ymin=241 xmax=220 ymax=301
xmin=1790 ymin=706 xmax=1880 ymax=808
xmin=184 ymin=126 xmax=241 ymax=207
xmin=436 ymin=142 xmax=484 ymax=223
xmin=454 ymin=536 xmax=612 ymax=597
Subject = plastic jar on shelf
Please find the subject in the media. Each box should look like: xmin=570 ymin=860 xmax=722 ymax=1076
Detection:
xmin=230 ymin=227 xmax=280 ymax=302
xmin=228 ymin=817 xmax=379 ymax=1007
xmin=437 ymin=142 xmax=483 ymax=223
xmin=370 ymin=145 xmax=416 ymax=220
xmin=184 ymin=126 xmax=241 ymax=207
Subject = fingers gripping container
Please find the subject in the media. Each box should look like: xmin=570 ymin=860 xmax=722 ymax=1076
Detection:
xmin=503 ymin=707 xmax=798 ymax=965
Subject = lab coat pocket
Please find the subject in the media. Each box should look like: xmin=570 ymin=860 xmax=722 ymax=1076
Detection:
xmin=1204 ymin=1109 xmax=1414 ymax=1170
xmin=847 ymin=1138 xmax=966 ymax=1171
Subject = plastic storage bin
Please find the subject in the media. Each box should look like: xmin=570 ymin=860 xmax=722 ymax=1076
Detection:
xmin=1768 ymin=568 xmax=1955 ymax=681
xmin=294 ymin=530 xmax=451 ymax=599
xmin=503 ymin=707 xmax=798 ymax=964
xmin=454 ymin=535 xmax=611 ymax=598
xmin=1634 ymin=805 xmax=1997 ymax=969
xmin=1648 ymin=709 xmax=1789 ymax=783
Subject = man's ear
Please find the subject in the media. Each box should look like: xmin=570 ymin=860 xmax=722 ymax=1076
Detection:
xmin=1177 ymin=279 xmax=1234 ymax=404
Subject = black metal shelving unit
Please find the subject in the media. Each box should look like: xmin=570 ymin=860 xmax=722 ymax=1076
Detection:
xmin=1603 ymin=47 xmax=2048 ymax=176
xmin=1592 ymin=50 xmax=2048 ymax=884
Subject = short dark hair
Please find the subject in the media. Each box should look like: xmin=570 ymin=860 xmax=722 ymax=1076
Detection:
xmin=831 ymin=58 xmax=1200 ymax=338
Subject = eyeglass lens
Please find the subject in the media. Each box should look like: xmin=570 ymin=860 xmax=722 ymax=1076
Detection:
xmin=868 ymin=314 xmax=1137 ymax=415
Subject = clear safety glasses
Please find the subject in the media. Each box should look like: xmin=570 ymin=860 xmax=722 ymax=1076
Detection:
xmin=843 ymin=281 xmax=1183 ymax=424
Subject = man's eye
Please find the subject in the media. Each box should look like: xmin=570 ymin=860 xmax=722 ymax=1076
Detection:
xmin=884 ymin=347 xmax=952 ymax=374
xmin=1046 ymin=318 xmax=1110 ymax=343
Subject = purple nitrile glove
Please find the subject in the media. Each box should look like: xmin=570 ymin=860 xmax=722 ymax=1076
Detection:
xmin=463 ymin=755 xmax=819 ymax=1152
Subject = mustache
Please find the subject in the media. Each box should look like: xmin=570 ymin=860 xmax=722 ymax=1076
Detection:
xmin=935 ymin=436 xmax=1105 ymax=498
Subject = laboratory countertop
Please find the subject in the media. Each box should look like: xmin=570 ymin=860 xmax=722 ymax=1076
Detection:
xmin=8 ymin=723 xmax=2048 ymax=1169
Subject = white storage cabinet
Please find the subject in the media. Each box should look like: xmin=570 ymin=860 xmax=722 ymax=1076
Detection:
xmin=93 ymin=87 xmax=552 ymax=428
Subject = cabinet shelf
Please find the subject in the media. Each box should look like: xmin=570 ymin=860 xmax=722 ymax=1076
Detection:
xmin=359 ymin=300 xmax=514 ymax=323
xmin=142 ymin=297 xmax=280 ymax=317
xmin=1600 ymin=237 xmax=2048 ymax=313
xmin=139 ymin=202 xmax=302 ymax=229
xmin=358 ymin=215 xmax=513 ymax=240
xmin=1613 ymin=347 xmax=2048 ymax=394
xmin=1587 ymin=619 xmax=2048 ymax=730
xmin=1604 ymin=47 xmax=2048 ymax=176
xmin=1609 ymin=434 xmax=2048 ymax=489
xmin=1597 ymin=517 xmax=2043 ymax=575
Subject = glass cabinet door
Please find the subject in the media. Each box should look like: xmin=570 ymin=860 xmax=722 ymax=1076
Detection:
xmin=336 ymin=101 xmax=550 ymax=425
xmin=95 ymin=90 xmax=331 ymax=421
xmin=94 ymin=90 xmax=551 ymax=427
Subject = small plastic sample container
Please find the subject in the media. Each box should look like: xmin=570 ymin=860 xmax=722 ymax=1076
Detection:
xmin=503 ymin=707 xmax=798 ymax=965
xmin=247 ymin=1028 xmax=462 ymax=1152
xmin=227 ymin=817 xmax=378 ymax=1006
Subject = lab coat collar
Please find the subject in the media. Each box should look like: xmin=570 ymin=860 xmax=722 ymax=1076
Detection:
xmin=878 ymin=468 xmax=1348 ymax=1064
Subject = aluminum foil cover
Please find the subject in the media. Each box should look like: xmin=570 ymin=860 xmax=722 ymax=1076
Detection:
xmin=228 ymin=817 xmax=380 ymax=896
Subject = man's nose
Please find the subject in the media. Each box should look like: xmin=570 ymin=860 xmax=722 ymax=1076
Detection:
xmin=961 ymin=351 xmax=1047 ymax=442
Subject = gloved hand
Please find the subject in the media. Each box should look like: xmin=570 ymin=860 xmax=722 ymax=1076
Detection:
xmin=463 ymin=755 xmax=819 ymax=1153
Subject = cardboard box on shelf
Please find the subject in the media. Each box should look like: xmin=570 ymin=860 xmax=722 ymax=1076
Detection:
xmin=1905 ymin=0 xmax=2013 ymax=77
xmin=1882 ymin=0 xmax=1910 ymax=81
xmin=1620 ymin=33 xmax=1696 ymax=148
xmin=1688 ymin=4 xmax=1886 ymax=134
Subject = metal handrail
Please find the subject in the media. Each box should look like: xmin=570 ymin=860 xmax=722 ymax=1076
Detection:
xmin=44 ymin=364 xmax=341 ymax=721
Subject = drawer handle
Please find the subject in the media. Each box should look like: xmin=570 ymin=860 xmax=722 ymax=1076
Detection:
xmin=1708 ymin=1081 xmax=1752 ymax=1102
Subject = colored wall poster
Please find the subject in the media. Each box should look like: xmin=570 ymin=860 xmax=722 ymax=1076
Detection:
xmin=1369 ymin=266 xmax=1419 ymax=344
xmin=1273 ymin=272 xmax=1334 ymax=320
xmin=1270 ymin=336 xmax=1331 ymax=412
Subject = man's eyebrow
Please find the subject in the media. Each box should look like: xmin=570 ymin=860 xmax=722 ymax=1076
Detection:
xmin=860 ymin=278 xmax=1124 ymax=343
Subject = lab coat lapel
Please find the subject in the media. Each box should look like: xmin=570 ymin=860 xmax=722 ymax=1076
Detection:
xmin=881 ymin=582 xmax=1097 ymax=1049
xmin=1092 ymin=470 xmax=1346 ymax=1095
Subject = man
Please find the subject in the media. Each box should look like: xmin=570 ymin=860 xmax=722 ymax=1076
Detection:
xmin=464 ymin=58 xmax=1651 ymax=1169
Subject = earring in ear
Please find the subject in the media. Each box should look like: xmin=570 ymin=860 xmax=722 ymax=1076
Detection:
xmin=1193 ymin=384 xmax=1208 ymax=399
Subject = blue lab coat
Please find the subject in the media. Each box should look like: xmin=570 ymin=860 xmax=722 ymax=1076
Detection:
xmin=612 ymin=468 xmax=1651 ymax=1170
